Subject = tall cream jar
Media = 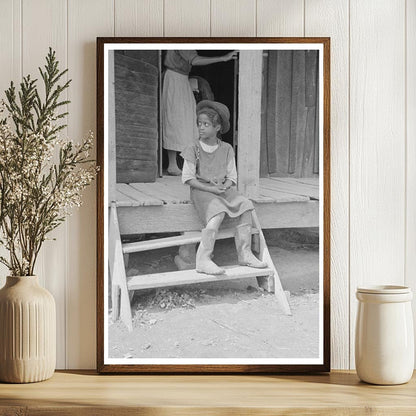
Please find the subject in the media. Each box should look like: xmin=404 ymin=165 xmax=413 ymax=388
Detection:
xmin=355 ymin=285 xmax=414 ymax=385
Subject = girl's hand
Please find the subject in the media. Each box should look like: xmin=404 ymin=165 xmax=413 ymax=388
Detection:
xmin=222 ymin=179 xmax=233 ymax=190
xmin=209 ymin=178 xmax=220 ymax=186
xmin=210 ymin=185 xmax=226 ymax=195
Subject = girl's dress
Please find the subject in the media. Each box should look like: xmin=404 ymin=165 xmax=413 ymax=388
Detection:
xmin=181 ymin=140 xmax=254 ymax=225
xmin=162 ymin=50 xmax=199 ymax=152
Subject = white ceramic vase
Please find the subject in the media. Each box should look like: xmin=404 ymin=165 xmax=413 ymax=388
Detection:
xmin=355 ymin=285 xmax=414 ymax=385
xmin=0 ymin=276 xmax=56 ymax=383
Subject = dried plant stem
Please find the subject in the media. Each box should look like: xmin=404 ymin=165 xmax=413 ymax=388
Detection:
xmin=0 ymin=48 xmax=96 ymax=276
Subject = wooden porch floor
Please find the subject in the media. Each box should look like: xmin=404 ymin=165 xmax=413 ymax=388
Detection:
xmin=115 ymin=176 xmax=319 ymax=207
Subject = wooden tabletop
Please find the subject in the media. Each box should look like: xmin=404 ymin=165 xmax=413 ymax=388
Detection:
xmin=0 ymin=370 xmax=415 ymax=415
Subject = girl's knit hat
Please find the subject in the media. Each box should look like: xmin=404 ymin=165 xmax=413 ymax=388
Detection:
xmin=196 ymin=100 xmax=230 ymax=134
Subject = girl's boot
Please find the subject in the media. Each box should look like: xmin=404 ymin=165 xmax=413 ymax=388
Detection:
xmin=235 ymin=224 xmax=268 ymax=268
xmin=196 ymin=229 xmax=225 ymax=275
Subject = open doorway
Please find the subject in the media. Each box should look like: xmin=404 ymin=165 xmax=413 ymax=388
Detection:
xmin=161 ymin=50 xmax=238 ymax=173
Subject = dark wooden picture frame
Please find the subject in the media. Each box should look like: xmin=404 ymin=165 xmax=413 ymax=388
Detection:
xmin=97 ymin=37 xmax=330 ymax=373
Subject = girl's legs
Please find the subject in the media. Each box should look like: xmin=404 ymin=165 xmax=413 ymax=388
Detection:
xmin=238 ymin=211 xmax=252 ymax=227
xmin=167 ymin=150 xmax=181 ymax=176
xmin=235 ymin=211 xmax=267 ymax=268
xmin=196 ymin=213 xmax=225 ymax=275
xmin=206 ymin=212 xmax=225 ymax=232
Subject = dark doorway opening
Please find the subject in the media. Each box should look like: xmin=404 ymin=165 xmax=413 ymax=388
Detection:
xmin=161 ymin=50 xmax=237 ymax=173
xmin=190 ymin=50 xmax=237 ymax=147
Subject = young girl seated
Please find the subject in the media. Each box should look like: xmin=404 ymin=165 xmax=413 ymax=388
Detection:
xmin=181 ymin=100 xmax=267 ymax=275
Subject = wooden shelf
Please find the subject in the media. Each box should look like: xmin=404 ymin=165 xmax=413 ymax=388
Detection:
xmin=0 ymin=371 xmax=415 ymax=414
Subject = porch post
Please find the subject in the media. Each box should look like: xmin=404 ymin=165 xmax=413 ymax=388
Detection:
xmin=237 ymin=50 xmax=263 ymax=198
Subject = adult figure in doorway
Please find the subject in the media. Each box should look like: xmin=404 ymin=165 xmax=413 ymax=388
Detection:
xmin=162 ymin=49 xmax=237 ymax=176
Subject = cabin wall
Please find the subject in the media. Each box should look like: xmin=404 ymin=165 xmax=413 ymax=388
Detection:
xmin=261 ymin=50 xmax=319 ymax=178
xmin=114 ymin=51 xmax=159 ymax=183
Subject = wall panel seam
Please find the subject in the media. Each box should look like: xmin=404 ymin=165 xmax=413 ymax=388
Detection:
xmin=209 ymin=0 xmax=212 ymax=37
xmin=65 ymin=0 xmax=69 ymax=369
xmin=20 ymin=0 xmax=23 ymax=79
xmin=404 ymin=0 xmax=408 ymax=286
xmin=20 ymin=0 xmax=22 ymax=82
xmin=303 ymin=0 xmax=305 ymax=36
xmin=348 ymin=0 xmax=351 ymax=370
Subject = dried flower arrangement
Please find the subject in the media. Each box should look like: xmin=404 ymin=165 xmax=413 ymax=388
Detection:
xmin=0 ymin=48 xmax=97 ymax=276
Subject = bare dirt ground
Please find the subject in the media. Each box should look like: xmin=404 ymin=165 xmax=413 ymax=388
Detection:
xmin=108 ymin=228 xmax=319 ymax=359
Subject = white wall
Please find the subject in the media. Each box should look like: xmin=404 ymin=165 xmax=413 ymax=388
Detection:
xmin=0 ymin=0 xmax=414 ymax=370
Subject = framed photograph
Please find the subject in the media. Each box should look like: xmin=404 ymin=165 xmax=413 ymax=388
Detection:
xmin=97 ymin=37 xmax=330 ymax=373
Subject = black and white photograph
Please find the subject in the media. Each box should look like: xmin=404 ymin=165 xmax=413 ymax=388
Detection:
xmin=97 ymin=39 xmax=330 ymax=373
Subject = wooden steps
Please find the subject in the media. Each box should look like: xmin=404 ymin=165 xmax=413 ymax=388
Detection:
xmin=127 ymin=265 xmax=274 ymax=291
xmin=122 ymin=229 xmax=259 ymax=254
xmin=109 ymin=203 xmax=292 ymax=332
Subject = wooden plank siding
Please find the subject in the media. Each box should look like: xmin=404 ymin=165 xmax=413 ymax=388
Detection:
xmin=211 ymin=0 xmax=256 ymax=37
xmin=275 ymin=51 xmax=293 ymax=175
xmin=237 ymin=50 xmax=263 ymax=198
xmin=349 ymin=0 xmax=406 ymax=368
xmin=257 ymin=0 xmax=304 ymax=37
xmin=406 ymin=0 xmax=416 ymax=365
xmin=261 ymin=50 xmax=319 ymax=178
xmin=0 ymin=0 xmax=22 ymax=291
xmin=114 ymin=51 xmax=159 ymax=183
xmin=114 ymin=0 xmax=163 ymax=37
xmin=22 ymin=0 xmax=68 ymax=369
xmin=305 ymin=50 xmax=319 ymax=176
xmin=66 ymin=0 xmax=114 ymax=369
xmin=164 ymin=0 xmax=210 ymax=37
xmin=305 ymin=0 xmax=350 ymax=370
xmin=260 ymin=51 xmax=270 ymax=178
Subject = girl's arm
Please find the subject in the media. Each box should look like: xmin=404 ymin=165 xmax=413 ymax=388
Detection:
xmin=186 ymin=178 xmax=226 ymax=195
xmin=222 ymin=155 xmax=237 ymax=189
xmin=182 ymin=160 xmax=225 ymax=194
xmin=222 ymin=179 xmax=234 ymax=189
xmin=192 ymin=51 xmax=237 ymax=66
